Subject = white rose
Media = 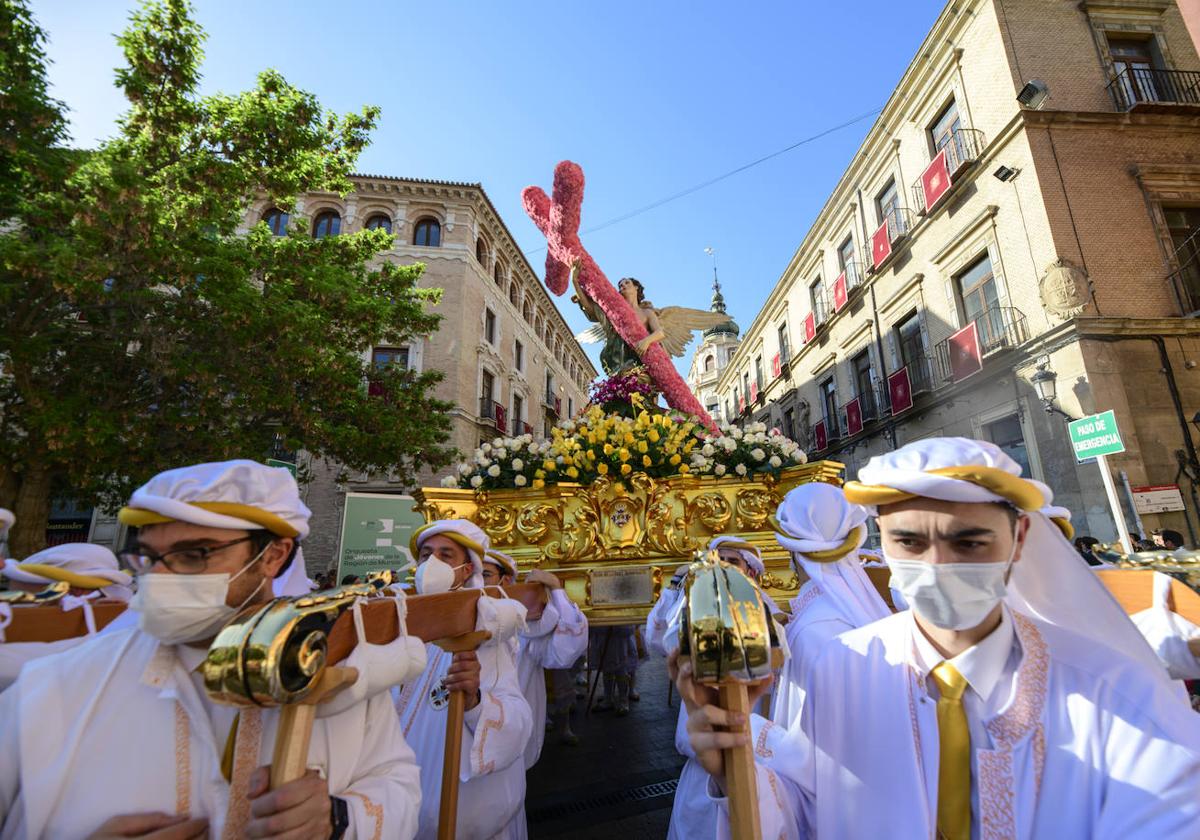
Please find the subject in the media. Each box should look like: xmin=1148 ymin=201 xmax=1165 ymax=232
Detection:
xmin=470 ymin=475 xmax=484 ymax=488
xmin=731 ymin=427 xmax=743 ymax=439
xmin=441 ymin=475 xmax=458 ymax=487
xmin=512 ymin=458 xmax=524 ymax=471
xmin=512 ymin=440 xmax=524 ymax=452
xmin=735 ymin=463 xmax=748 ymax=476
xmin=715 ymin=464 xmax=727 ymax=476
xmin=514 ymin=474 xmax=528 ymax=487
xmin=487 ymin=464 xmax=501 ymax=477
xmin=477 ymin=456 xmax=491 ymax=468
xmin=481 ymin=443 xmax=492 ymax=454
xmin=722 ymin=438 xmax=737 ymax=452
xmin=751 ymin=448 xmax=766 ymax=461
xmin=702 ymin=443 xmax=715 ymax=457
xmin=492 ymin=438 xmax=503 ymax=448
xmin=793 ymin=451 xmax=806 ymax=462
xmin=496 ymin=447 xmax=507 ymax=459
xmin=769 ymin=455 xmax=782 ymax=468
xmin=458 ymin=463 xmax=472 ymax=476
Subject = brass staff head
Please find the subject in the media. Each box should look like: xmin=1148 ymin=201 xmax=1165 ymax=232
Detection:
xmin=1095 ymin=544 xmax=1200 ymax=592
xmin=677 ymin=549 xmax=775 ymax=684
xmin=203 ymin=582 xmax=376 ymax=707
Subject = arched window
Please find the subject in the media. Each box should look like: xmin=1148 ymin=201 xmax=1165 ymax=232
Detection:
xmin=262 ymin=207 xmax=289 ymax=237
xmin=413 ymin=217 xmax=441 ymax=247
xmin=365 ymin=214 xmax=392 ymax=234
xmin=522 ymin=300 xmax=532 ymax=324
xmin=494 ymin=261 xmax=505 ymax=286
xmin=312 ymin=210 xmax=341 ymax=239
xmin=476 ymin=237 xmax=489 ymax=265
xmin=509 ymin=282 xmax=519 ymax=307
xmin=704 ymin=355 xmax=716 ymax=372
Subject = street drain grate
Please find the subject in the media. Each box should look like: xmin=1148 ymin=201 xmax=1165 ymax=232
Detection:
xmin=527 ymin=778 xmax=679 ymax=823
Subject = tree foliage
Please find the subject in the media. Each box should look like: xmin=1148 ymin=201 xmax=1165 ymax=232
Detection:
xmin=0 ymin=0 xmax=453 ymax=555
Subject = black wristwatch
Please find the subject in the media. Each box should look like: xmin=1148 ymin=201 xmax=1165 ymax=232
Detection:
xmin=329 ymin=795 xmax=350 ymax=840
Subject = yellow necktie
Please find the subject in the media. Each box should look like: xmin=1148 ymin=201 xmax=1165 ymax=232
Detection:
xmin=931 ymin=661 xmax=971 ymax=840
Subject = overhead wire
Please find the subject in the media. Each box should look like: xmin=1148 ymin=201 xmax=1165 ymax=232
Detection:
xmin=521 ymin=106 xmax=883 ymax=257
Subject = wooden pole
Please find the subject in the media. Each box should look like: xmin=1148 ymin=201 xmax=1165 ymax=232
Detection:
xmin=719 ymin=683 xmax=761 ymax=840
xmin=432 ymin=629 xmax=493 ymax=840
xmin=269 ymin=666 xmax=358 ymax=790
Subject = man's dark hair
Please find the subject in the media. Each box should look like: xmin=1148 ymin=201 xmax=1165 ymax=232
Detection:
xmin=341 ymin=573 xmax=360 ymax=585
xmin=1074 ymin=536 xmax=1100 ymax=551
xmin=1155 ymin=528 xmax=1185 ymax=549
xmin=248 ymin=529 xmax=300 ymax=577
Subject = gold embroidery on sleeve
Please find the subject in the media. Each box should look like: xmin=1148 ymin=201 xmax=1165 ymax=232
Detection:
xmin=173 ymin=702 xmax=191 ymax=816
xmin=474 ymin=692 xmax=506 ymax=775
xmin=755 ymin=721 xmax=775 ymax=759
xmin=345 ymin=792 xmax=384 ymax=840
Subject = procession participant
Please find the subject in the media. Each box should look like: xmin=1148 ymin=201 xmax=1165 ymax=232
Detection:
xmin=3 ymin=542 xmax=132 ymax=600
xmin=0 ymin=508 xmax=12 ymax=560
xmin=0 ymin=543 xmax=134 ymax=689
xmin=397 ymin=520 xmax=533 ymax=840
xmin=484 ymin=549 xmax=588 ymax=763
xmin=0 ymin=459 xmax=422 ymax=840
xmin=769 ymin=482 xmax=890 ymax=730
xmin=677 ymin=437 xmax=1200 ymax=840
xmin=588 ymin=623 xmax=638 ymax=715
xmin=647 ymin=535 xmax=784 ymax=840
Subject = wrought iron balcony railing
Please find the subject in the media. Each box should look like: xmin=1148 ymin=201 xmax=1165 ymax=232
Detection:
xmin=910 ymin=128 xmax=986 ymax=214
xmin=1108 ymin=66 xmax=1200 ymax=111
xmin=933 ymin=306 xmax=1029 ymax=383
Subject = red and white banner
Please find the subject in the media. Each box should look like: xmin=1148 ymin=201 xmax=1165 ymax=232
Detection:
xmin=750 ymin=381 xmax=759 ymax=403
xmin=803 ymin=312 xmax=816 ymax=344
xmin=888 ymin=367 xmax=913 ymax=414
xmin=772 ymin=353 xmax=782 ymax=378
xmin=494 ymin=403 xmax=507 ymax=434
xmin=738 ymin=394 xmax=746 ymax=413
xmin=921 ymin=149 xmax=951 ymax=212
xmin=871 ymin=222 xmax=891 ymax=269
xmin=814 ymin=419 xmax=828 ymax=451
xmin=947 ymin=321 xmax=983 ymax=383
xmin=845 ymin=397 xmax=863 ymax=437
xmin=833 ymin=272 xmax=848 ymax=311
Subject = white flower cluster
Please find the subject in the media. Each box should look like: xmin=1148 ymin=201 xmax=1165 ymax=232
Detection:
xmin=685 ymin=420 xmax=807 ymax=479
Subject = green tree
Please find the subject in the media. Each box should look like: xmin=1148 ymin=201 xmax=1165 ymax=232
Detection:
xmin=0 ymin=0 xmax=453 ymax=557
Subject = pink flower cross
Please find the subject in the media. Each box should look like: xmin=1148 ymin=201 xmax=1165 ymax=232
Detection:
xmin=522 ymin=161 xmax=717 ymax=431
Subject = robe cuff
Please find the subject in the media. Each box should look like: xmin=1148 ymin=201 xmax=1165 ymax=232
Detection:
xmin=463 ymin=696 xmax=483 ymax=732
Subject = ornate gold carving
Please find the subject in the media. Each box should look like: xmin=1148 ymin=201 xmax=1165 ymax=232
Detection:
xmin=735 ymin=487 xmax=777 ymax=531
xmin=687 ymin=492 xmax=733 ymax=532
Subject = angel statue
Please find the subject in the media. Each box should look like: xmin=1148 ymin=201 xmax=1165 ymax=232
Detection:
xmin=571 ymin=261 xmax=729 ymax=378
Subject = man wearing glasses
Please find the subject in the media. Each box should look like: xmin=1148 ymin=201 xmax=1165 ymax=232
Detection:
xmin=0 ymin=459 xmax=421 ymax=840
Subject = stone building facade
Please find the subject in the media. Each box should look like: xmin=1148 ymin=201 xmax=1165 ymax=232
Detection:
xmin=239 ymin=176 xmax=596 ymax=569
xmin=718 ymin=0 xmax=1200 ymax=546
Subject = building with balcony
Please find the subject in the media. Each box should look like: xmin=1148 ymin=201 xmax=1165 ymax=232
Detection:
xmin=241 ymin=175 xmax=596 ymax=566
xmin=719 ymin=0 xmax=1200 ymax=545
xmin=686 ymin=275 xmax=742 ymax=424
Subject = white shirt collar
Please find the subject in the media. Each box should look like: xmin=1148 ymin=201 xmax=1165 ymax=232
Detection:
xmin=909 ymin=607 xmax=1015 ymax=706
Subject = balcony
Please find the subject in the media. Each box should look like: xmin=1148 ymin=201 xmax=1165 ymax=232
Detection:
xmin=870 ymin=207 xmax=914 ymax=272
xmin=837 ymin=382 xmax=886 ymax=438
xmin=479 ymin=397 xmax=507 ymax=433
xmin=933 ymin=306 xmax=1029 ymax=383
xmin=1108 ymin=67 xmax=1200 ymax=112
xmin=831 ymin=261 xmax=866 ymax=313
xmin=1170 ymin=257 xmax=1200 ymax=316
xmin=910 ymin=128 xmax=985 ymax=215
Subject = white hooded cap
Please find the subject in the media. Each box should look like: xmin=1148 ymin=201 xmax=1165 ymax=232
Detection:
xmin=411 ymin=519 xmax=489 ymax=590
xmin=4 ymin=543 xmax=132 ymax=601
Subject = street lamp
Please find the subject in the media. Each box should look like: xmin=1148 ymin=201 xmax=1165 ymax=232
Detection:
xmin=1031 ymin=361 xmax=1078 ymax=420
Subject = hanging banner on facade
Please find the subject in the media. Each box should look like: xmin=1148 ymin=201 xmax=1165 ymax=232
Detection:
xmin=803 ymin=312 xmax=816 ymax=344
xmin=833 ymin=272 xmax=848 ymax=311
xmin=772 ymin=353 xmax=782 ymax=378
xmin=947 ymin=321 xmax=983 ymax=382
xmin=750 ymin=381 xmax=759 ymax=403
xmin=494 ymin=403 xmax=507 ymax=435
xmin=871 ymin=222 xmax=892 ymax=269
xmin=845 ymin=397 xmax=863 ymax=437
xmin=888 ymin=366 xmax=913 ymax=414
xmin=336 ymin=492 xmax=426 ymax=581
xmin=921 ymin=149 xmax=951 ymax=212
xmin=813 ymin=419 xmax=828 ymax=451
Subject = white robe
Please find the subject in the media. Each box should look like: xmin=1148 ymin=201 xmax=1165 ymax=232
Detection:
xmin=517 ymin=589 xmax=588 ymax=769
xmin=720 ymin=608 xmax=1200 ymax=839
xmin=770 ymin=581 xmax=858 ymax=731
xmin=394 ymin=617 xmax=533 ymax=840
xmin=0 ymin=627 xmax=420 ymax=840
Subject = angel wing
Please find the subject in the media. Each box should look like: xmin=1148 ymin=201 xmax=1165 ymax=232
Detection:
xmin=574 ymin=324 xmax=607 ymax=345
xmin=656 ymin=307 xmax=731 ymax=357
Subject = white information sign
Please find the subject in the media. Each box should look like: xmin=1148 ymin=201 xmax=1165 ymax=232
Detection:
xmin=1130 ymin=484 xmax=1186 ymax=515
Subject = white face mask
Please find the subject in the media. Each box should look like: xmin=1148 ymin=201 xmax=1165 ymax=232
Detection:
xmin=130 ymin=546 xmax=268 ymax=645
xmin=886 ymin=531 xmax=1018 ymax=631
xmin=414 ymin=557 xmax=469 ymax=595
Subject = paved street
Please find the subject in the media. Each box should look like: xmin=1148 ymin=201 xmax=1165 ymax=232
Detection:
xmin=526 ymin=655 xmax=685 ymax=839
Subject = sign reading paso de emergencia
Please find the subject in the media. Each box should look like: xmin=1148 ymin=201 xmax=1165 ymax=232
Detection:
xmin=336 ymin=492 xmax=426 ymax=581
xmin=1068 ymin=410 xmax=1125 ymax=462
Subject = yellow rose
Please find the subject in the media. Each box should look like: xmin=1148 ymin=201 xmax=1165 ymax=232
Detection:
xmin=543 ymin=460 xmax=557 ymax=471
xmin=637 ymin=440 xmax=648 ymax=453
xmin=624 ymin=433 xmax=635 ymax=445
xmin=620 ymin=463 xmax=632 ymax=475
xmin=566 ymin=467 xmax=579 ymax=479
xmin=642 ymin=454 xmax=653 ymax=467
xmin=679 ymin=464 xmax=690 ymax=474
xmin=670 ymin=453 xmax=682 ymax=466
xmin=603 ymin=443 xmax=614 ymax=455
xmin=618 ymin=448 xmax=631 ymax=462
xmin=597 ymin=463 xmax=609 ymax=476
xmin=648 ymin=430 xmax=660 ymax=443
xmin=532 ymin=479 xmax=545 ymax=489
xmin=535 ymin=470 xmax=545 ymax=479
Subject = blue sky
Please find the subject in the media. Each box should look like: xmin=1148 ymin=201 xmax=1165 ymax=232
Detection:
xmin=31 ymin=0 xmax=947 ymax=377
